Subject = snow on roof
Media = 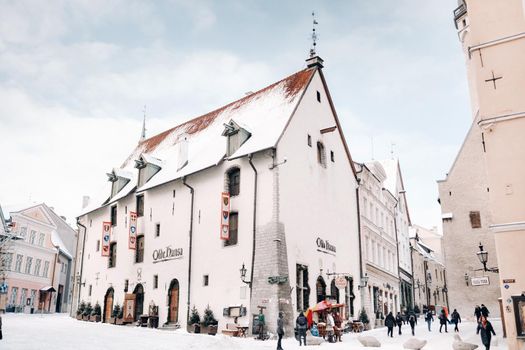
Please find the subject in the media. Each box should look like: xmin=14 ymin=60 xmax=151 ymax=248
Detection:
xmin=141 ymin=153 xmax=163 ymax=168
xmin=80 ymin=67 xmax=316 ymax=216
xmin=51 ymin=230 xmax=72 ymax=259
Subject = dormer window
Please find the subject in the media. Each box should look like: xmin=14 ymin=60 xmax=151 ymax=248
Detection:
xmin=135 ymin=154 xmax=162 ymax=187
xmin=222 ymin=120 xmax=251 ymax=157
xmin=107 ymin=169 xmax=131 ymax=198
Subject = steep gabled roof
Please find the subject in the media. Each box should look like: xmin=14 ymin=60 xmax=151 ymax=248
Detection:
xmin=377 ymin=158 xmax=411 ymax=225
xmin=80 ymin=67 xmax=317 ymax=216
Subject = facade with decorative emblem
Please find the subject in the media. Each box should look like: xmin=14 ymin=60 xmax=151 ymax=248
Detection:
xmin=75 ymin=56 xmax=362 ymax=335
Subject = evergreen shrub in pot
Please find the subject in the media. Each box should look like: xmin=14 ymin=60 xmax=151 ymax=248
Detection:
xmin=83 ymin=302 xmax=93 ymax=321
xmin=90 ymin=302 xmax=101 ymax=322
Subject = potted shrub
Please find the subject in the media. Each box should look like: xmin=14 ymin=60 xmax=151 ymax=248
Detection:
xmin=359 ymin=308 xmax=370 ymax=331
xmin=109 ymin=304 xmax=120 ymax=324
xmin=116 ymin=304 xmax=125 ymax=325
xmin=189 ymin=305 xmax=201 ymax=333
xmin=83 ymin=302 xmax=92 ymax=321
xmin=90 ymin=302 xmax=101 ymax=322
xmin=76 ymin=301 xmax=86 ymax=320
xmin=202 ymin=304 xmax=218 ymax=336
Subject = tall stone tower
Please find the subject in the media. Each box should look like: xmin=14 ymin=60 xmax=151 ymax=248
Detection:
xmin=453 ymin=1 xmax=525 ymax=349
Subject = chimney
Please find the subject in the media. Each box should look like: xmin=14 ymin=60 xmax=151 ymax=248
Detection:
xmin=82 ymin=196 xmax=90 ymax=209
xmin=306 ymin=56 xmax=324 ymax=69
xmin=176 ymin=134 xmax=189 ymax=171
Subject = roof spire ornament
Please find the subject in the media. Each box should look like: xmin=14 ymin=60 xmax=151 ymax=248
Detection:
xmin=140 ymin=105 xmax=147 ymax=142
xmin=310 ymin=11 xmax=318 ymax=57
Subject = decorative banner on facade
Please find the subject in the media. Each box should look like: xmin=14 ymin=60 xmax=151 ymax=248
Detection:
xmin=129 ymin=211 xmax=137 ymax=250
xmin=220 ymin=192 xmax=230 ymax=240
xmin=124 ymin=294 xmax=136 ymax=322
xmin=101 ymin=222 xmax=111 ymax=257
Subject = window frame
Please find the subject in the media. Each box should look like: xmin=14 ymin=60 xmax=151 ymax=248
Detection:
xmin=136 ymin=195 xmax=145 ymax=217
xmin=135 ymin=235 xmax=144 ymax=263
xmin=227 ymin=168 xmax=241 ymax=197
xmin=224 ymin=212 xmax=238 ymax=247
xmin=110 ymin=205 xmax=118 ymax=226
xmin=108 ymin=242 xmax=117 ymax=268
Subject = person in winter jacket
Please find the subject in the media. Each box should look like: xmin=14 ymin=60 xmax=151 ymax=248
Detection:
xmin=295 ymin=311 xmax=308 ymax=346
xmin=439 ymin=309 xmax=448 ymax=333
xmin=480 ymin=304 xmax=490 ymax=318
xmin=395 ymin=312 xmax=403 ymax=335
xmin=477 ymin=316 xmax=496 ymax=350
xmin=451 ymin=309 xmax=462 ymax=332
xmin=276 ymin=312 xmax=284 ymax=350
xmin=385 ymin=312 xmax=395 ymax=338
xmin=326 ymin=310 xmax=335 ymax=343
xmin=408 ymin=313 xmax=417 ymax=336
xmin=0 ymin=315 xmax=2 ymax=340
xmin=474 ymin=305 xmax=482 ymax=323
xmin=425 ymin=310 xmax=434 ymax=332
xmin=333 ymin=311 xmax=342 ymax=342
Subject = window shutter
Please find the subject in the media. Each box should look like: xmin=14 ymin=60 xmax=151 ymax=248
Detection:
xmin=469 ymin=211 xmax=481 ymax=228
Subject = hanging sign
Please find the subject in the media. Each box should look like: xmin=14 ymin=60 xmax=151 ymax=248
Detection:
xmin=101 ymin=222 xmax=111 ymax=257
xmin=335 ymin=276 xmax=347 ymax=289
xmin=129 ymin=211 xmax=137 ymax=250
xmin=220 ymin=192 xmax=230 ymax=240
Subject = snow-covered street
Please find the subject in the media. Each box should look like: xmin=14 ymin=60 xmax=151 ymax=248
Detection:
xmin=0 ymin=313 xmax=507 ymax=349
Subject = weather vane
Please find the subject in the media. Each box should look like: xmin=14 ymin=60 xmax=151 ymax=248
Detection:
xmin=310 ymin=11 xmax=319 ymax=57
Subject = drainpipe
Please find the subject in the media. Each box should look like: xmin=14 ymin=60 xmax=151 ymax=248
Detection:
xmin=409 ymin=243 xmax=416 ymax=311
xmin=248 ymin=154 xmax=258 ymax=297
xmin=183 ymin=177 xmax=195 ymax=327
xmin=50 ymin=249 xmax=59 ymax=312
xmin=76 ymin=219 xmax=87 ymax=312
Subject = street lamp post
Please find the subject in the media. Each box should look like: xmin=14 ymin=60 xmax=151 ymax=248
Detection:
xmin=239 ymin=263 xmax=251 ymax=287
xmin=476 ymin=242 xmax=499 ymax=273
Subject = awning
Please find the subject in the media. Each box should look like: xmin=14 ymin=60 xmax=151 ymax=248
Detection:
xmin=40 ymin=286 xmax=56 ymax=292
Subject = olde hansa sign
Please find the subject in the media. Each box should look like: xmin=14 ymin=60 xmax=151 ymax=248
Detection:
xmin=316 ymin=237 xmax=337 ymax=255
xmin=152 ymin=246 xmax=184 ymax=264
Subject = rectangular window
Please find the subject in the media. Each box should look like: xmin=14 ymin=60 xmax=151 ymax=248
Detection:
xmin=228 ymin=168 xmax=241 ymax=196
xmin=111 ymin=205 xmax=117 ymax=226
xmin=153 ymin=275 xmax=158 ymax=289
xmin=9 ymin=287 xmax=18 ymax=305
xmin=89 ymin=285 xmax=92 ymax=296
xmin=35 ymin=259 xmax=42 ymax=276
xmin=29 ymin=230 xmax=36 ymax=244
xmin=43 ymin=261 xmax=50 ymax=277
xmin=296 ymin=264 xmax=310 ymax=311
xmin=155 ymin=223 xmax=160 ymax=237
xmin=224 ymin=213 xmax=238 ymax=246
xmin=136 ymin=195 xmax=144 ymax=217
xmin=330 ymin=151 xmax=334 ymax=162
xmin=307 ymin=134 xmax=312 ymax=147
xmin=5 ymin=253 xmax=13 ymax=271
xmin=20 ymin=288 xmax=27 ymax=305
xmin=20 ymin=227 xmax=27 ymax=238
xmin=109 ymin=242 xmax=117 ymax=268
xmin=15 ymin=254 xmax=23 ymax=272
xmin=317 ymin=142 xmax=326 ymax=167
xmin=96 ymin=240 xmax=100 ymax=252
xmin=38 ymin=233 xmax=45 ymax=246
xmin=203 ymin=275 xmax=209 ymax=286
xmin=30 ymin=290 xmax=36 ymax=306
xmin=316 ymin=90 xmax=321 ymax=103
xmin=135 ymin=236 xmax=144 ymax=263
xmin=469 ymin=211 xmax=481 ymax=228
xmin=25 ymin=257 xmax=32 ymax=274
xmin=173 ymin=190 xmax=176 ymax=198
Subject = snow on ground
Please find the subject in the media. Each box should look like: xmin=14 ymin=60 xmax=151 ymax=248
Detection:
xmin=0 ymin=313 xmax=507 ymax=350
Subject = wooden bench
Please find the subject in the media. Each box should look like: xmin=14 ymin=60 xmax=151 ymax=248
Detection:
xmin=221 ymin=323 xmax=239 ymax=336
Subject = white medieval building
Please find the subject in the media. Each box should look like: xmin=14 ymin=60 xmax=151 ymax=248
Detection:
xmin=76 ymin=56 xmax=362 ymax=335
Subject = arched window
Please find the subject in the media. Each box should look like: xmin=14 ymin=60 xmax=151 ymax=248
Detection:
xmin=330 ymin=279 xmax=340 ymax=303
xmin=317 ymin=142 xmax=326 ymax=167
xmin=226 ymin=168 xmax=240 ymax=196
xmin=316 ymin=276 xmax=327 ymax=303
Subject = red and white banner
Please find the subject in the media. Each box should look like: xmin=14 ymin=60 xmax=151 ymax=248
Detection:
xmin=220 ymin=192 xmax=230 ymax=240
xmin=129 ymin=211 xmax=137 ymax=250
xmin=101 ymin=222 xmax=111 ymax=257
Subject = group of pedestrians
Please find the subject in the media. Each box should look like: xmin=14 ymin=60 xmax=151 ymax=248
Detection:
xmin=385 ymin=311 xmax=418 ymax=337
xmin=475 ymin=304 xmax=496 ymax=350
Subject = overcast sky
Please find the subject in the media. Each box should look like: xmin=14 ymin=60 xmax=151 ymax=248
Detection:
xmin=0 ymin=0 xmax=471 ymax=230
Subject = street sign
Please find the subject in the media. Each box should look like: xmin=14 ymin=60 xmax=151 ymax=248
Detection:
xmin=503 ymin=279 xmax=516 ymax=284
xmin=471 ymin=276 xmax=490 ymax=286
xmin=335 ymin=276 xmax=347 ymax=289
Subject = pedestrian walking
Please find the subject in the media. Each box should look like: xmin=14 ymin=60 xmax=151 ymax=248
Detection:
xmin=0 ymin=314 xmax=2 ymax=340
xmin=276 ymin=312 xmax=285 ymax=350
xmin=395 ymin=312 xmax=403 ymax=335
xmin=408 ymin=312 xmax=417 ymax=336
xmin=439 ymin=309 xmax=448 ymax=333
xmin=477 ymin=316 xmax=496 ymax=350
xmin=385 ymin=312 xmax=395 ymax=338
xmin=333 ymin=311 xmax=342 ymax=342
xmin=425 ymin=310 xmax=434 ymax=332
xmin=451 ymin=309 xmax=461 ymax=332
xmin=480 ymin=304 xmax=490 ymax=318
xmin=326 ymin=310 xmax=335 ymax=343
xmin=474 ymin=305 xmax=482 ymax=323
xmin=295 ymin=311 xmax=307 ymax=346
xmin=257 ymin=309 xmax=266 ymax=340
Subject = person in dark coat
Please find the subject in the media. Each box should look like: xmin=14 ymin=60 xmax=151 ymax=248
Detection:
xmin=474 ymin=305 xmax=482 ymax=323
xmin=395 ymin=312 xmax=403 ymax=335
xmin=477 ymin=316 xmax=496 ymax=350
xmin=408 ymin=312 xmax=417 ymax=336
xmin=480 ymin=304 xmax=490 ymax=318
xmin=385 ymin=312 xmax=395 ymax=337
xmin=451 ymin=309 xmax=461 ymax=332
xmin=295 ymin=311 xmax=307 ymax=346
xmin=439 ymin=309 xmax=448 ymax=333
xmin=0 ymin=315 xmax=2 ymax=340
xmin=277 ymin=312 xmax=285 ymax=350
xmin=425 ymin=310 xmax=434 ymax=332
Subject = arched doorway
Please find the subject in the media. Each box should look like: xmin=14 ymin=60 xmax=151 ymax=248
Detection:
xmin=330 ymin=279 xmax=340 ymax=303
xmin=316 ymin=276 xmax=326 ymax=303
xmin=133 ymin=284 xmax=144 ymax=321
xmin=167 ymin=279 xmax=180 ymax=324
xmin=103 ymin=287 xmax=114 ymax=323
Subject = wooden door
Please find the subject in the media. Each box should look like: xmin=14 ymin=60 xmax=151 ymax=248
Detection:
xmin=105 ymin=295 xmax=113 ymax=322
xmin=169 ymin=282 xmax=179 ymax=323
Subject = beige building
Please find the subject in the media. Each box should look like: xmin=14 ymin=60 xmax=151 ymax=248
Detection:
xmin=437 ymin=118 xmax=501 ymax=321
xmin=355 ymin=161 xmax=400 ymax=328
xmin=453 ymin=1 xmax=525 ymax=348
